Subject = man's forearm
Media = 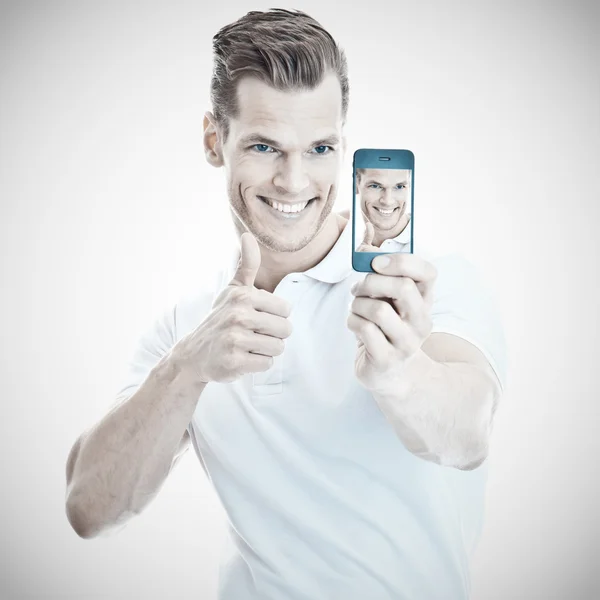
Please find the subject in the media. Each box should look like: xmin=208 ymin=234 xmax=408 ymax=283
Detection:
xmin=372 ymin=350 xmax=499 ymax=470
xmin=65 ymin=348 xmax=205 ymax=538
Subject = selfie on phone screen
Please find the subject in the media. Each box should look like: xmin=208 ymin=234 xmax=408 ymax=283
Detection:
xmin=354 ymin=167 xmax=412 ymax=253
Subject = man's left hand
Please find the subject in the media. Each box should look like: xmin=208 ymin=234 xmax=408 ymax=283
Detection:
xmin=347 ymin=252 xmax=438 ymax=393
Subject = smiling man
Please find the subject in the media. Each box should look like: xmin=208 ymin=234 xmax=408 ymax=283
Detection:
xmin=355 ymin=167 xmax=412 ymax=252
xmin=65 ymin=9 xmax=506 ymax=600
xmin=205 ymin=67 xmax=348 ymax=292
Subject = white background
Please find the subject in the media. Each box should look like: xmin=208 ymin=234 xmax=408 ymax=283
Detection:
xmin=1 ymin=0 xmax=599 ymax=598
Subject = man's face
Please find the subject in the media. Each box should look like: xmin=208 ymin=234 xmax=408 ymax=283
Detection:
xmin=357 ymin=169 xmax=410 ymax=231
xmin=217 ymin=73 xmax=344 ymax=252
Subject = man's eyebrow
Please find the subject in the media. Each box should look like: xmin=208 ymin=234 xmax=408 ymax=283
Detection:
xmin=311 ymin=135 xmax=341 ymax=147
xmin=237 ymin=133 xmax=341 ymax=148
xmin=238 ymin=134 xmax=281 ymax=148
xmin=364 ymin=178 xmax=409 ymax=186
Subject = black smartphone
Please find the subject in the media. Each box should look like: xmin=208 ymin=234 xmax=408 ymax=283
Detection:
xmin=351 ymin=148 xmax=414 ymax=272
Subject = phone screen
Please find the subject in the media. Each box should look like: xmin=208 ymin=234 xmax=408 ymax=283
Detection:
xmin=351 ymin=149 xmax=414 ymax=272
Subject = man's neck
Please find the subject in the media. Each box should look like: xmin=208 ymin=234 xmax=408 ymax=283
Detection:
xmin=373 ymin=213 xmax=410 ymax=247
xmin=252 ymin=213 xmax=347 ymax=293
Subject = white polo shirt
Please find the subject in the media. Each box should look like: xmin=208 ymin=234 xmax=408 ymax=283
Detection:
xmin=115 ymin=218 xmax=507 ymax=600
xmin=354 ymin=215 xmax=412 ymax=253
xmin=379 ymin=215 xmax=411 ymax=253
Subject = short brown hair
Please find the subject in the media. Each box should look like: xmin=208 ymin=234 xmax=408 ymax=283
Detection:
xmin=210 ymin=9 xmax=349 ymax=139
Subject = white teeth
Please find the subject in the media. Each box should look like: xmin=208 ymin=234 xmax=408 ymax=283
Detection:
xmin=264 ymin=198 xmax=309 ymax=213
xmin=375 ymin=207 xmax=395 ymax=215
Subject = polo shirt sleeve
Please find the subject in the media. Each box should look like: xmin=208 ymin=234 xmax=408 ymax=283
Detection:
xmin=429 ymin=254 xmax=508 ymax=391
xmin=112 ymin=303 xmax=178 ymax=403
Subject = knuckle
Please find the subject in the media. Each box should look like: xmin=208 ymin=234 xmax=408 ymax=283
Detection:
xmin=283 ymin=319 xmax=293 ymax=337
xmin=230 ymin=286 xmax=249 ymax=305
xmin=239 ymin=312 xmax=254 ymax=329
xmin=375 ymin=302 xmax=389 ymax=321
xmin=279 ymin=299 xmax=292 ymax=317
xmin=398 ymin=278 xmax=412 ymax=295
xmin=228 ymin=309 xmax=252 ymax=329
xmin=261 ymin=356 xmax=274 ymax=371
xmin=222 ymin=351 xmax=238 ymax=371
xmin=224 ymin=330 xmax=239 ymax=351
xmin=225 ymin=312 xmax=240 ymax=328
xmin=364 ymin=320 xmax=377 ymax=336
xmin=348 ymin=315 xmax=360 ymax=334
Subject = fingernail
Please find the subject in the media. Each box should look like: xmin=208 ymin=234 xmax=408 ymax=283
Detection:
xmin=375 ymin=255 xmax=390 ymax=269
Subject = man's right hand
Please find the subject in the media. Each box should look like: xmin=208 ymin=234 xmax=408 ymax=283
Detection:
xmin=175 ymin=232 xmax=293 ymax=384
xmin=357 ymin=221 xmax=379 ymax=252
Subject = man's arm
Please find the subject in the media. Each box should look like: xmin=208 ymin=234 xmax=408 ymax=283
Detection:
xmin=65 ymin=350 xmax=206 ymax=539
xmin=65 ymin=238 xmax=294 ymax=540
xmin=348 ymin=248 xmax=506 ymax=471
xmin=372 ymin=332 xmax=502 ymax=470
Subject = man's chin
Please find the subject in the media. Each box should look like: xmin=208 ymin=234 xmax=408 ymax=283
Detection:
xmin=258 ymin=232 xmax=315 ymax=253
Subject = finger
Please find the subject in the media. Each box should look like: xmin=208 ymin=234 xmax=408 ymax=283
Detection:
xmin=363 ymin=221 xmax=375 ymax=246
xmin=357 ymin=243 xmax=376 ymax=253
xmin=241 ymin=331 xmax=286 ymax=357
xmin=243 ymin=352 xmax=274 ymax=373
xmin=371 ymin=252 xmax=437 ymax=286
xmin=251 ymin=288 xmax=292 ymax=318
xmin=347 ymin=312 xmax=389 ymax=364
xmin=352 ymin=275 xmax=424 ymax=327
xmin=230 ymin=232 xmax=261 ymax=287
xmin=250 ymin=311 xmax=293 ymax=339
xmin=419 ymin=280 xmax=435 ymax=310
xmin=387 ymin=278 xmax=431 ymax=336
xmin=350 ymin=296 xmax=407 ymax=348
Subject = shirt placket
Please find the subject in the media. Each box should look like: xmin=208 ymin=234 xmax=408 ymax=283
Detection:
xmin=251 ymin=275 xmax=311 ymax=398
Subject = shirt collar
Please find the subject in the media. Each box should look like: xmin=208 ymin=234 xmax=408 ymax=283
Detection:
xmin=391 ymin=217 xmax=411 ymax=244
xmin=224 ymin=217 xmax=354 ymax=286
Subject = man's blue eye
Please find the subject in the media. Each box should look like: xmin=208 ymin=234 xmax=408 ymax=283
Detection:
xmin=313 ymin=145 xmax=330 ymax=154
xmin=253 ymin=144 xmax=272 ymax=152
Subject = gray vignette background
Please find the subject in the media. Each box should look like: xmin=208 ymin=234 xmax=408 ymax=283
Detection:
xmin=1 ymin=0 xmax=599 ymax=598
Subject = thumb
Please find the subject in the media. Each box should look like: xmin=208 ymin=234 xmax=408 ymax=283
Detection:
xmin=230 ymin=232 xmax=261 ymax=287
xmin=362 ymin=221 xmax=375 ymax=246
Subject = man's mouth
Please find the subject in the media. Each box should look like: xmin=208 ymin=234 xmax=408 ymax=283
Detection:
xmin=373 ymin=206 xmax=399 ymax=216
xmin=258 ymin=195 xmax=316 ymax=217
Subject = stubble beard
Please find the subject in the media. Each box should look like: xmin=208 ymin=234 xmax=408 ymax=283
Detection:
xmin=367 ymin=200 xmax=407 ymax=232
xmin=229 ymin=182 xmax=335 ymax=253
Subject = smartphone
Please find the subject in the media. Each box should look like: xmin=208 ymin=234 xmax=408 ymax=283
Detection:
xmin=351 ymin=148 xmax=414 ymax=272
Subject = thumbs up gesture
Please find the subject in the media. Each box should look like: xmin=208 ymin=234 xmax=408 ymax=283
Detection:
xmin=176 ymin=232 xmax=293 ymax=384
xmin=357 ymin=221 xmax=380 ymax=253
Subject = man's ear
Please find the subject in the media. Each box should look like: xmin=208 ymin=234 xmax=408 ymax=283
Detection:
xmin=203 ymin=111 xmax=224 ymax=167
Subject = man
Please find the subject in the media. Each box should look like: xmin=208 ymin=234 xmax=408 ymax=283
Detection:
xmin=65 ymin=9 xmax=506 ymax=600
xmin=353 ymin=167 xmax=412 ymax=252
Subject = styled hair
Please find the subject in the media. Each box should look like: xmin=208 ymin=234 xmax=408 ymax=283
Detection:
xmin=210 ymin=9 xmax=349 ymax=139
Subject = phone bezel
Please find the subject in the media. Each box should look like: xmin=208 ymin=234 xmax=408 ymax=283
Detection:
xmin=351 ymin=148 xmax=415 ymax=273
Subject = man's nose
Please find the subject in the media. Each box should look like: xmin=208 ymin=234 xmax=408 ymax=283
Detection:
xmin=379 ymin=188 xmax=394 ymax=206
xmin=273 ymin=155 xmax=309 ymax=195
